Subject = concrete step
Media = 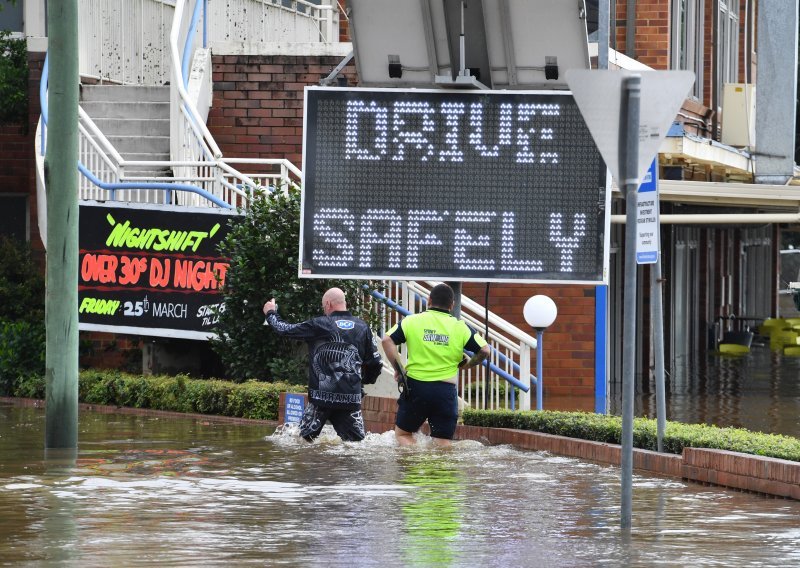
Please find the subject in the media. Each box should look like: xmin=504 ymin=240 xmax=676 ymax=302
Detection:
xmin=81 ymin=100 xmax=169 ymax=120
xmin=103 ymin=135 xmax=170 ymax=154
xmin=119 ymin=150 xmax=170 ymax=159
xmin=81 ymin=84 xmax=170 ymax=103
xmin=92 ymin=118 xmax=170 ymax=137
xmin=123 ymin=170 xmax=173 ymax=179
xmin=79 ymin=84 xmax=176 ymax=181
xmin=118 ymin=151 xmax=171 ymax=170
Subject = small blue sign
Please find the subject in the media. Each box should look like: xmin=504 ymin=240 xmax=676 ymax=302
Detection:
xmin=284 ymin=393 xmax=305 ymax=424
xmin=636 ymin=251 xmax=659 ymax=263
xmin=635 ymin=159 xmax=660 ymax=265
xmin=336 ymin=320 xmax=355 ymax=330
xmin=638 ymin=163 xmax=657 ymax=193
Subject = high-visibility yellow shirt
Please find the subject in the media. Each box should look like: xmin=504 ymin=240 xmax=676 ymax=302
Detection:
xmin=387 ymin=308 xmax=487 ymax=381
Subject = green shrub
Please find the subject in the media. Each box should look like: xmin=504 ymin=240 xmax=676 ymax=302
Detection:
xmin=14 ymin=370 xmax=300 ymax=421
xmin=463 ymin=409 xmax=800 ymax=462
xmin=0 ymin=30 xmax=28 ymax=125
xmin=0 ymin=237 xmax=45 ymax=324
xmin=0 ymin=238 xmax=46 ymax=395
xmin=211 ymin=186 xmax=380 ymax=382
xmin=0 ymin=319 xmax=45 ymax=396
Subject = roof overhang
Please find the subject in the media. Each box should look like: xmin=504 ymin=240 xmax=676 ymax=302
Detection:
xmin=660 ymin=133 xmax=753 ymax=182
xmin=657 ymin=180 xmax=800 ymax=208
xmin=611 ymin=179 xmax=800 ymax=210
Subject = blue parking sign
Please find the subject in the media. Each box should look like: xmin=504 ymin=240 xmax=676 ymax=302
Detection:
xmin=284 ymin=393 xmax=305 ymax=424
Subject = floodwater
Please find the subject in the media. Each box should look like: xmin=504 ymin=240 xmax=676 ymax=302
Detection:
xmin=611 ymin=345 xmax=800 ymax=438
xmin=1 ymin=406 xmax=799 ymax=567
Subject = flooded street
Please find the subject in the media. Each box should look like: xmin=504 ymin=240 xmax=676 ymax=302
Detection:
xmin=611 ymin=345 xmax=800 ymax=438
xmin=2 ymin=405 xmax=799 ymax=567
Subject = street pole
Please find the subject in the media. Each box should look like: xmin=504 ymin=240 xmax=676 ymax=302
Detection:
xmin=620 ymin=74 xmax=641 ymax=530
xmin=652 ymin=256 xmax=667 ymax=452
xmin=44 ymin=0 xmax=80 ymax=449
xmin=536 ymin=330 xmax=544 ymax=411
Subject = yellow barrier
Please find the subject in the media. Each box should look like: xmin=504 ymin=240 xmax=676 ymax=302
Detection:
xmin=719 ymin=344 xmax=750 ymax=356
xmin=770 ymin=329 xmax=799 ymax=350
xmin=758 ymin=318 xmax=788 ymax=337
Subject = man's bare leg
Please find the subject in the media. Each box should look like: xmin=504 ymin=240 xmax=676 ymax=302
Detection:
xmin=394 ymin=426 xmax=416 ymax=446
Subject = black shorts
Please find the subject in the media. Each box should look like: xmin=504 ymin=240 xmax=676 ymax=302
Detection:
xmin=395 ymin=377 xmax=458 ymax=439
xmin=298 ymin=403 xmax=366 ymax=442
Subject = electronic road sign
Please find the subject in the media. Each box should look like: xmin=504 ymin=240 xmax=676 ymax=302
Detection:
xmin=300 ymin=87 xmax=609 ymax=284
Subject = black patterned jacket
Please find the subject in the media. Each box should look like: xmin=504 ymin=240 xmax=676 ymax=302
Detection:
xmin=265 ymin=310 xmax=383 ymax=410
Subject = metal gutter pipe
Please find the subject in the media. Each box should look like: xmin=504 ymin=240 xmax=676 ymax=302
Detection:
xmin=626 ymin=0 xmax=635 ymax=58
xmin=611 ymin=212 xmax=800 ymax=224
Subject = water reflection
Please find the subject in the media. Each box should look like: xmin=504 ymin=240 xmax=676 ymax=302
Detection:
xmin=1 ymin=406 xmax=799 ymax=566
xmin=400 ymin=454 xmax=463 ymax=566
xmin=610 ymin=346 xmax=800 ymax=436
xmin=43 ymin=448 xmax=79 ymax=566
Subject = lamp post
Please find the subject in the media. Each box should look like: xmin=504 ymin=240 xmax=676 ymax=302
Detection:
xmin=523 ymin=295 xmax=558 ymax=411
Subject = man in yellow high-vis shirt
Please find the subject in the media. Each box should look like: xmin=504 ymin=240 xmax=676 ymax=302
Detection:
xmin=382 ymin=283 xmax=491 ymax=446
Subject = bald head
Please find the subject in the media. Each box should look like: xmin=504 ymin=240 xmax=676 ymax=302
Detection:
xmin=322 ymin=287 xmax=347 ymax=315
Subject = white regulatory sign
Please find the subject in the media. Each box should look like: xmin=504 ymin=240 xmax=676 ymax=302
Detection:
xmin=635 ymin=160 xmax=660 ymax=264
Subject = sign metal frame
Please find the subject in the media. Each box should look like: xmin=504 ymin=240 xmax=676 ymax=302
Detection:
xmin=299 ymin=86 xmax=611 ymax=285
xmin=78 ymin=201 xmax=240 ymax=340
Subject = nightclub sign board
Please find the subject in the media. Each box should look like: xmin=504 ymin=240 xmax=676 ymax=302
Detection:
xmin=299 ymin=87 xmax=610 ymax=284
xmin=78 ymin=202 xmax=240 ymax=340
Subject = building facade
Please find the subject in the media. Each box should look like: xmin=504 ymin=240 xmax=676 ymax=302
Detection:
xmin=2 ymin=0 xmax=798 ymax=412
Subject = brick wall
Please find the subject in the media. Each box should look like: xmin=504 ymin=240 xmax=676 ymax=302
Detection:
xmin=0 ymin=52 xmax=45 ymax=250
xmin=80 ymin=333 xmax=142 ymax=372
xmin=0 ymin=124 xmax=31 ymax=201
xmin=631 ymin=1 xmax=670 ymax=69
xmin=613 ymin=0 xmax=670 ymax=70
xmin=26 ymin=53 xmax=44 ymax=250
xmin=207 ymin=54 xmax=357 ymax=166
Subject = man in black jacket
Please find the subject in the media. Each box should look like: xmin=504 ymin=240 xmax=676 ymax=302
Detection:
xmin=263 ymin=287 xmax=383 ymax=442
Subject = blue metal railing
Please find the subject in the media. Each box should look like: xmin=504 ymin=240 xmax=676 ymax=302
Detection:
xmin=182 ymin=0 xmax=206 ymax=88
xmin=364 ymin=285 xmax=532 ymax=393
xmin=76 ymin=164 xmax=231 ymax=208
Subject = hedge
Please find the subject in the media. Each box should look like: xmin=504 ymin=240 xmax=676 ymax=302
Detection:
xmin=13 ymin=371 xmax=302 ymax=421
xmin=463 ymin=409 xmax=800 ymax=463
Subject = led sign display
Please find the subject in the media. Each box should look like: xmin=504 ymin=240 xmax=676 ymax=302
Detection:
xmin=79 ymin=202 xmax=239 ymax=340
xmin=300 ymin=87 xmax=608 ymax=283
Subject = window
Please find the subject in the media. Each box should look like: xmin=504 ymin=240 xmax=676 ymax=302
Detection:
xmin=671 ymin=0 xmax=704 ymax=99
xmin=0 ymin=195 xmax=28 ymax=242
xmin=0 ymin=0 xmax=23 ymax=33
xmin=717 ymin=1 xmax=740 ymax=99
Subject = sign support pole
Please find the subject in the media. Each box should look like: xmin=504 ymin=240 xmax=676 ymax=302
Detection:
xmin=652 ymin=256 xmax=667 ymax=451
xmin=45 ymin=0 xmax=80 ymax=450
xmin=447 ymin=281 xmax=463 ymax=319
xmin=620 ymin=75 xmax=641 ymax=530
xmin=567 ymin=67 xmax=693 ymax=533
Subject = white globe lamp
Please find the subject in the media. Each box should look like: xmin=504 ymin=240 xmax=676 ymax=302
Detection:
xmin=522 ymin=295 xmax=557 ymax=410
xmin=523 ymin=295 xmax=558 ymax=330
